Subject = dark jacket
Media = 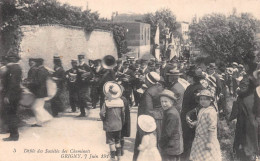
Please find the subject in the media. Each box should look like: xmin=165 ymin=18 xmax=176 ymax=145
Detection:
xmin=26 ymin=66 xmax=38 ymax=94
xmin=77 ymin=63 xmax=93 ymax=86
xmin=180 ymin=83 xmax=203 ymax=149
xmin=169 ymin=81 xmax=185 ymax=113
xmin=65 ymin=68 xmax=78 ymax=90
xmin=100 ymin=99 xmax=125 ymax=132
xmin=98 ymin=68 xmax=116 ymax=89
xmin=120 ymin=68 xmax=135 ymax=90
xmin=53 ymin=66 xmax=65 ymax=90
xmin=138 ymin=83 xmax=164 ymax=117
xmin=121 ymin=96 xmax=131 ymax=137
xmin=160 ymin=107 xmax=183 ymax=155
xmin=34 ymin=66 xmax=49 ymax=98
xmin=233 ymin=77 xmax=259 ymax=157
xmin=2 ymin=63 xmax=22 ymax=101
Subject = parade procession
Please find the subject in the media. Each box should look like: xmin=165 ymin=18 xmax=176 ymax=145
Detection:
xmin=0 ymin=0 xmax=260 ymax=161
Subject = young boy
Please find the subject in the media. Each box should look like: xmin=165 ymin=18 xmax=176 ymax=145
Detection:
xmin=159 ymin=89 xmax=183 ymax=161
xmin=100 ymin=81 xmax=125 ymax=161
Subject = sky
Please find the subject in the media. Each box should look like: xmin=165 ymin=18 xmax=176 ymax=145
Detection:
xmin=58 ymin=0 xmax=260 ymax=22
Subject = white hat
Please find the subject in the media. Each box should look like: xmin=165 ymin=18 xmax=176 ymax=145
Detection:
xmin=103 ymin=81 xmax=123 ymax=99
xmin=145 ymin=72 xmax=160 ymax=84
xmin=138 ymin=115 xmax=156 ymax=132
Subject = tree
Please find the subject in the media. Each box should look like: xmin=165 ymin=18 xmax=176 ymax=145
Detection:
xmin=142 ymin=8 xmax=178 ymax=44
xmin=189 ymin=12 xmax=258 ymax=65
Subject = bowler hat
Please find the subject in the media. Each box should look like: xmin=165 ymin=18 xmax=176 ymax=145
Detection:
xmin=138 ymin=115 xmax=156 ymax=132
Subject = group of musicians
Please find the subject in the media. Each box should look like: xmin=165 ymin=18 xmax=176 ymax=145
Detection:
xmin=63 ymin=54 xmax=186 ymax=117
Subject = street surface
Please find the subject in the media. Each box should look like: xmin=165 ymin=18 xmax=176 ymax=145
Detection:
xmin=0 ymin=106 xmax=138 ymax=161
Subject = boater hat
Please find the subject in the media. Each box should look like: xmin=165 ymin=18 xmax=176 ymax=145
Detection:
xmin=103 ymin=81 xmax=123 ymax=99
xmin=145 ymin=72 xmax=160 ymax=84
xmin=138 ymin=115 xmax=156 ymax=132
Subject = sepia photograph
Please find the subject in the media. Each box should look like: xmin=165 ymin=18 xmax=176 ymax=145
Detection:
xmin=0 ymin=0 xmax=260 ymax=161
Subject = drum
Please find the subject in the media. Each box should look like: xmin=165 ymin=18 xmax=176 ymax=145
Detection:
xmin=19 ymin=88 xmax=35 ymax=108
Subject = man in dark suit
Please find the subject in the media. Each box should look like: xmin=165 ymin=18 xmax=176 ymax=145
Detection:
xmin=119 ymin=61 xmax=135 ymax=106
xmin=2 ymin=54 xmax=22 ymax=141
xmin=76 ymin=54 xmax=94 ymax=117
xmin=133 ymin=72 xmax=164 ymax=161
xmin=97 ymin=62 xmax=116 ymax=109
xmin=51 ymin=56 xmax=65 ymax=117
xmin=25 ymin=58 xmax=38 ymax=95
xmin=65 ymin=59 xmax=79 ymax=112
xmin=91 ymin=59 xmax=102 ymax=109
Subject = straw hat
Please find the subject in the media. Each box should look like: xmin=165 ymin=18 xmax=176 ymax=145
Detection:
xmin=145 ymin=72 xmax=160 ymax=84
xmin=103 ymin=81 xmax=123 ymax=99
xmin=138 ymin=115 xmax=156 ymax=132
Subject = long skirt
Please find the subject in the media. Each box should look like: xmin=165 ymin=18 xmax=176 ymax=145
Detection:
xmin=31 ymin=98 xmax=53 ymax=124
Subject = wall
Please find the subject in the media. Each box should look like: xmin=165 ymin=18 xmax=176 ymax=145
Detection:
xmin=19 ymin=24 xmax=118 ymax=76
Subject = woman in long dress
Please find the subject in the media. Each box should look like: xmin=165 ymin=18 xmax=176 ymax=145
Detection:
xmin=189 ymin=90 xmax=221 ymax=161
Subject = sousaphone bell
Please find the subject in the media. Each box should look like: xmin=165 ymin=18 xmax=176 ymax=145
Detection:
xmin=102 ymin=55 xmax=116 ymax=69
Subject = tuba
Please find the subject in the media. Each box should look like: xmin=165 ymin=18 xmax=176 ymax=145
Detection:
xmin=102 ymin=55 xmax=116 ymax=69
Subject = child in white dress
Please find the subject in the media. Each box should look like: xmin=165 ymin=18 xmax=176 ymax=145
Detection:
xmin=137 ymin=115 xmax=162 ymax=161
xmin=188 ymin=89 xmax=222 ymax=161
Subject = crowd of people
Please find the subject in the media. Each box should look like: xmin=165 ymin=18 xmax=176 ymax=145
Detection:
xmin=0 ymin=51 xmax=260 ymax=161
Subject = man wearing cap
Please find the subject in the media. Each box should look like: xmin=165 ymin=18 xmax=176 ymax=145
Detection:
xmin=25 ymin=58 xmax=38 ymax=94
xmin=2 ymin=53 xmax=22 ymax=141
xmin=91 ymin=59 xmax=103 ymax=109
xmin=133 ymin=71 xmax=164 ymax=161
xmin=132 ymin=60 xmax=142 ymax=106
xmin=65 ymin=59 xmax=79 ymax=112
xmin=51 ymin=56 xmax=65 ymax=117
xmin=166 ymin=69 xmax=186 ymax=112
xmin=114 ymin=58 xmax=123 ymax=73
xmin=76 ymin=54 xmax=94 ymax=117
xmin=119 ymin=61 xmax=135 ymax=106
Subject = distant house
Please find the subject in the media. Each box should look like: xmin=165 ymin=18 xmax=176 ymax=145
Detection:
xmin=177 ymin=21 xmax=189 ymax=42
xmin=113 ymin=13 xmax=151 ymax=59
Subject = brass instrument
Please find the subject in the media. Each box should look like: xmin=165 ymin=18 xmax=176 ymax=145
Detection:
xmin=102 ymin=55 xmax=116 ymax=69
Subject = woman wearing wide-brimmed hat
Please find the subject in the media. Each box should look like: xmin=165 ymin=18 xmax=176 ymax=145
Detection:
xmin=189 ymin=89 xmax=221 ymax=161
